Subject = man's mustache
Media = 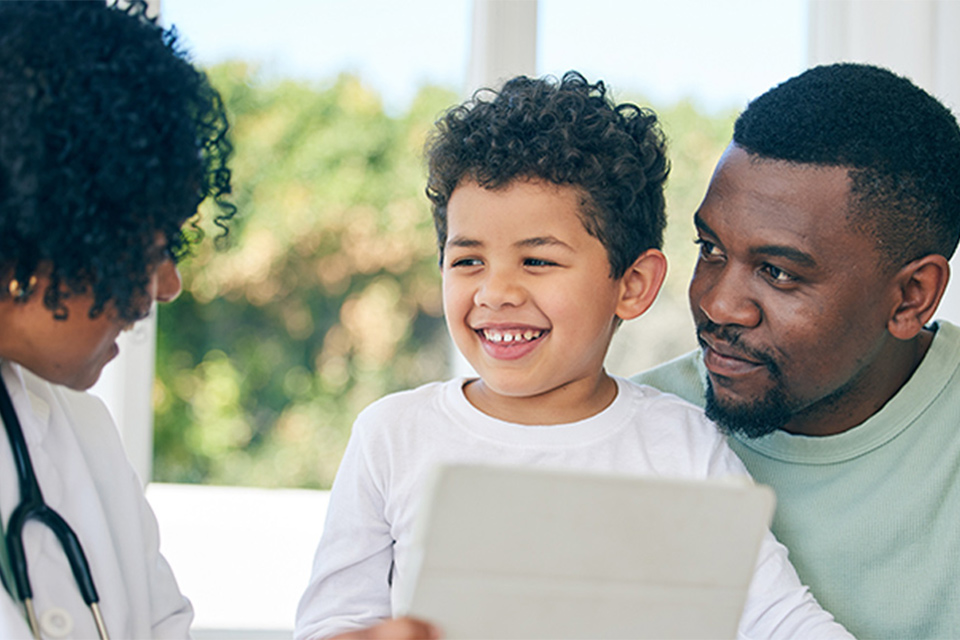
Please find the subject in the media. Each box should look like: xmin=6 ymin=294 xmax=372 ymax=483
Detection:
xmin=696 ymin=321 xmax=782 ymax=377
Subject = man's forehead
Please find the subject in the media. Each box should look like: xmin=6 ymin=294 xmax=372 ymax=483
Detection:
xmin=697 ymin=146 xmax=862 ymax=254
xmin=706 ymin=146 xmax=851 ymax=213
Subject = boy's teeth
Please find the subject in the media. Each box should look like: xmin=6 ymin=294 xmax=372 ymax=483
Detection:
xmin=482 ymin=328 xmax=543 ymax=343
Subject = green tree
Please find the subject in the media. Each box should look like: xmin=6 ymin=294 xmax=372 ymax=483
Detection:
xmin=155 ymin=64 xmax=454 ymax=488
xmin=606 ymin=98 xmax=736 ymax=377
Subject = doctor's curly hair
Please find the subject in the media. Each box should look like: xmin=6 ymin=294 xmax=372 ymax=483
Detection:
xmin=0 ymin=0 xmax=234 ymax=321
xmin=425 ymin=70 xmax=669 ymax=278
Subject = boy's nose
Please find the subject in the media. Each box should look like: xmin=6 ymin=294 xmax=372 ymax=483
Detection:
xmin=474 ymin=269 xmax=524 ymax=309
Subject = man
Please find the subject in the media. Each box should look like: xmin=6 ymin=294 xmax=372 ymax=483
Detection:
xmin=634 ymin=62 xmax=960 ymax=639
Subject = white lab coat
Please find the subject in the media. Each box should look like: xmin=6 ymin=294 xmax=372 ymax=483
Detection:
xmin=0 ymin=361 xmax=192 ymax=639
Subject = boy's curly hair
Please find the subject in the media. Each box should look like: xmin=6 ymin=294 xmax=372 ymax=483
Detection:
xmin=425 ymin=71 xmax=669 ymax=278
xmin=0 ymin=0 xmax=234 ymax=321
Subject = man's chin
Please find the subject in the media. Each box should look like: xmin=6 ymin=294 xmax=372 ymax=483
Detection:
xmin=704 ymin=381 xmax=790 ymax=439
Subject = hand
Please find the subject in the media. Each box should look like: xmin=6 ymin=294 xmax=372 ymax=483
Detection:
xmin=331 ymin=617 xmax=441 ymax=640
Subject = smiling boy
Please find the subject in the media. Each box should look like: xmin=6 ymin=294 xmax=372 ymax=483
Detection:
xmin=294 ymin=72 xmax=851 ymax=640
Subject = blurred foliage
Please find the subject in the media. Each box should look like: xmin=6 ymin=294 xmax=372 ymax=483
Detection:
xmin=153 ymin=64 xmax=736 ymax=488
xmin=606 ymin=97 xmax=737 ymax=377
xmin=154 ymin=64 xmax=454 ymax=488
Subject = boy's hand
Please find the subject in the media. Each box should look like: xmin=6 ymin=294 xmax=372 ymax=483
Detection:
xmin=331 ymin=617 xmax=441 ymax=640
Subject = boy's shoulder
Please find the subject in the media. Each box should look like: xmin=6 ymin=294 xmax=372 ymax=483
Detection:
xmin=614 ymin=377 xmax=741 ymax=473
xmin=616 ymin=376 xmax=718 ymax=434
xmin=353 ymin=378 xmax=460 ymax=429
xmin=618 ymin=374 xmax=702 ymax=410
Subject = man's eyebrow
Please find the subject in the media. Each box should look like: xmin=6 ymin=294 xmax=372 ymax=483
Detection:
xmin=752 ymin=244 xmax=818 ymax=268
xmin=693 ymin=212 xmax=817 ymax=268
xmin=693 ymin=212 xmax=714 ymax=236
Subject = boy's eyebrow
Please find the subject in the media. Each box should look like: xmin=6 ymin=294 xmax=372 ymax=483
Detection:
xmin=445 ymin=235 xmax=574 ymax=250
xmin=515 ymin=236 xmax=573 ymax=250
xmin=693 ymin=213 xmax=818 ymax=268
xmin=446 ymin=235 xmax=481 ymax=248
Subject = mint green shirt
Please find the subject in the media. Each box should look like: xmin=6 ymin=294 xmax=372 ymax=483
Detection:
xmin=633 ymin=321 xmax=960 ymax=639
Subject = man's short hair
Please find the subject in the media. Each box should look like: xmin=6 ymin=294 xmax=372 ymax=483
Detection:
xmin=733 ymin=62 xmax=960 ymax=268
xmin=425 ymin=71 xmax=669 ymax=278
xmin=0 ymin=0 xmax=233 ymax=321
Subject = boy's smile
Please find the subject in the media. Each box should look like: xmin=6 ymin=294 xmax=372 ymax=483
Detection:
xmin=476 ymin=326 xmax=547 ymax=359
xmin=441 ymin=178 xmax=663 ymax=425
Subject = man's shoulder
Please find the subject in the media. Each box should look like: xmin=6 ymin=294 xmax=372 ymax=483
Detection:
xmin=630 ymin=350 xmax=707 ymax=409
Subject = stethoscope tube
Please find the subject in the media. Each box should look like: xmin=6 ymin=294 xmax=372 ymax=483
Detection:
xmin=0 ymin=374 xmax=109 ymax=640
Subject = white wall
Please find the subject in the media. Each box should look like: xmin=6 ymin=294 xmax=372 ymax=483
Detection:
xmin=808 ymin=0 xmax=960 ymax=322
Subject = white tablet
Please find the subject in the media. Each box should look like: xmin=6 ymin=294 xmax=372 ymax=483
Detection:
xmin=397 ymin=464 xmax=775 ymax=640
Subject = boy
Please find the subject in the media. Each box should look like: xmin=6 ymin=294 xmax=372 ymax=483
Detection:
xmin=294 ymin=72 xmax=850 ymax=640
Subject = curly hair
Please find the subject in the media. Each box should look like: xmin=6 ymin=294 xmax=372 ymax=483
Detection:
xmin=0 ymin=0 xmax=234 ymax=321
xmin=734 ymin=62 xmax=960 ymax=268
xmin=425 ymin=71 xmax=669 ymax=278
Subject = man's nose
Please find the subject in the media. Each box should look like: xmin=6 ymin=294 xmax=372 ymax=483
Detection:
xmin=692 ymin=264 xmax=761 ymax=328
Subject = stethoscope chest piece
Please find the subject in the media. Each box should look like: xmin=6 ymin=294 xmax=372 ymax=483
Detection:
xmin=39 ymin=606 xmax=73 ymax=638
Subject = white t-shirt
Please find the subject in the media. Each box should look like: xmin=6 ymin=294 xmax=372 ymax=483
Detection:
xmin=0 ymin=361 xmax=192 ymax=639
xmin=295 ymin=376 xmax=850 ymax=640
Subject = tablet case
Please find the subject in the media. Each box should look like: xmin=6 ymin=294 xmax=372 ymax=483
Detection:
xmin=397 ymin=464 xmax=775 ymax=639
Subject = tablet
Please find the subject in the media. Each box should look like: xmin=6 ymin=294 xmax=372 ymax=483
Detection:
xmin=397 ymin=463 xmax=775 ymax=640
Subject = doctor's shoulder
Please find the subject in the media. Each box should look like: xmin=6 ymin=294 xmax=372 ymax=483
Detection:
xmin=24 ymin=365 xmax=149 ymax=493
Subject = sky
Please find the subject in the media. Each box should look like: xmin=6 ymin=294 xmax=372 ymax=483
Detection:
xmin=161 ymin=0 xmax=808 ymax=115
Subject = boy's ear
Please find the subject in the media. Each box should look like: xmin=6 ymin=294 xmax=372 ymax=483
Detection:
xmin=887 ymin=253 xmax=950 ymax=340
xmin=615 ymin=249 xmax=668 ymax=321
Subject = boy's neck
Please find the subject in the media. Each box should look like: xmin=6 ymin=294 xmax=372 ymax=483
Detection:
xmin=463 ymin=372 xmax=619 ymax=425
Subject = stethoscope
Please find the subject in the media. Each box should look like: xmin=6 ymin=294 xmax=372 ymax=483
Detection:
xmin=0 ymin=374 xmax=110 ymax=640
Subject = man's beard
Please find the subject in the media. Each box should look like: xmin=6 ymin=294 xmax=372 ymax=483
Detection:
xmin=698 ymin=321 xmax=792 ymax=439
xmin=704 ymin=376 xmax=791 ymax=439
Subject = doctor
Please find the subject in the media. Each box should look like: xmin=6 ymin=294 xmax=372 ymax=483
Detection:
xmin=0 ymin=1 xmax=233 ymax=638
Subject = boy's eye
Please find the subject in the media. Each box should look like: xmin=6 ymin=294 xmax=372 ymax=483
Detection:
xmin=524 ymin=257 xmax=558 ymax=267
xmin=450 ymin=257 xmax=482 ymax=268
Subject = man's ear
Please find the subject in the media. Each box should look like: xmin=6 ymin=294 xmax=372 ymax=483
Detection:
xmin=888 ymin=254 xmax=950 ymax=340
xmin=615 ymin=249 xmax=668 ymax=321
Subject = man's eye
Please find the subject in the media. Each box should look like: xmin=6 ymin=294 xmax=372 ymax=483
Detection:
xmin=450 ymin=257 xmax=482 ymax=268
xmin=763 ymin=264 xmax=796 ymax=284
xmin=694 ymin=238 xmax=722 ymax=258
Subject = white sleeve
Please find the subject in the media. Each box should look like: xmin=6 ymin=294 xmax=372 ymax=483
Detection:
xmin=692 ymin=418 xmax=853 ymax=638
xmin=77 ymin=388 xmax=193 ymax=639
xmin=738 ymin=532 xmax=853 ymax=639
xmin=294 ymin=424 xmax=394 ymax=640
xmin=137 ymin=485 xmax=194 ymax=640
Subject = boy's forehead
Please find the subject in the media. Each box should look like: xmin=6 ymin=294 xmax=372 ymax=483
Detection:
xmin=445 ymin=179 xmax=601 ymax=246
xmin=449 ymin=178 xmax=593 ymax=219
